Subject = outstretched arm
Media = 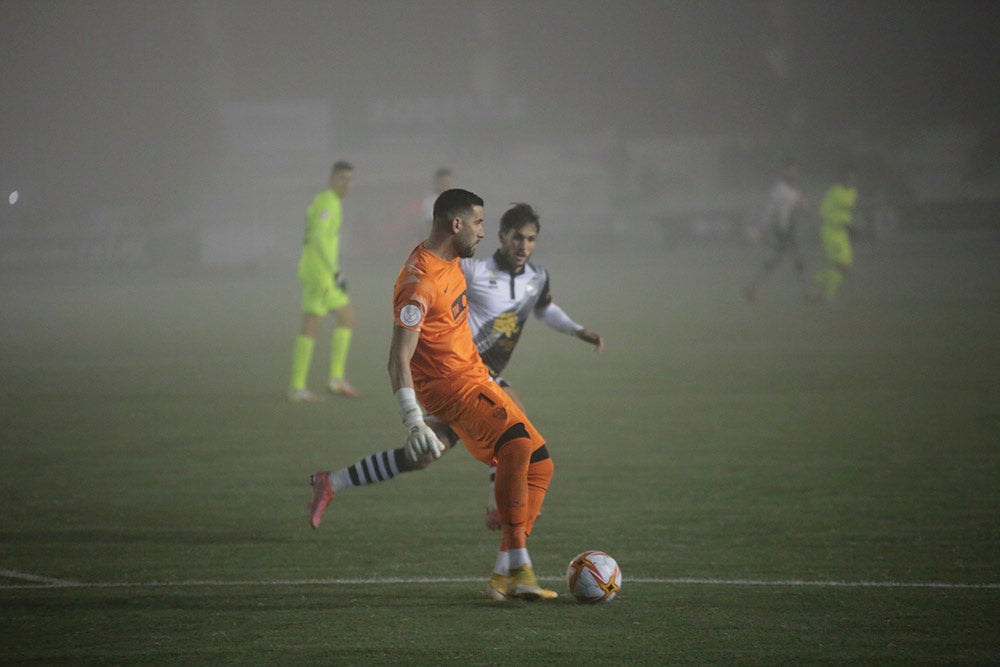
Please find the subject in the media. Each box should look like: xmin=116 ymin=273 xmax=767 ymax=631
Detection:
xmin=575 ymin=327 xmax=604 ymax=352
xmin=537 ymin=303 xmax=604 ymax=352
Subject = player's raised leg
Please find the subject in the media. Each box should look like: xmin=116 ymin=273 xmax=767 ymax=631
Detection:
xmin=309 ymin=438 xmax=457 ymax=529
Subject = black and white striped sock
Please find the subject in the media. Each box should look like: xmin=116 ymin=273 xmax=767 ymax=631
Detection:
xmin=330 ymin=449 xmax=405 ymax=492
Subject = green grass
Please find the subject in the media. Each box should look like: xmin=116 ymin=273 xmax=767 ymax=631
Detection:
xmin=2 ymin=231 xmax=999 ymax=664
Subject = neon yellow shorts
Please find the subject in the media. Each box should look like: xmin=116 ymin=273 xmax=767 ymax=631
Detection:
xmin=822 ymin=225 xmax=853 ymax=267
xmin=300 ymin=275 xmax=350 ymax=315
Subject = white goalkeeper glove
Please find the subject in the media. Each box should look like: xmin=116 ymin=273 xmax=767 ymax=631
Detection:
xmin=395 ymin=387 xmax=444 ymax=462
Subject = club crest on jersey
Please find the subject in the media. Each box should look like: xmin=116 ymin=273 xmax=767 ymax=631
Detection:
xmin=492 ymin=311 xmax=520 ymax=339
xmin=400 ymin=304 xmax=422 ymax=327
xmin=450 ymin=291 xmax=468 ymax=320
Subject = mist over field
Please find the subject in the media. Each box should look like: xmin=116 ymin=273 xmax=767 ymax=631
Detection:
xmin=2 ymin=0 xmax=999 ymax=274
xmin=3 ymin=0 xmax=999 ymax=476
xmin=3 ymin=3 xmax=1000 ymax=662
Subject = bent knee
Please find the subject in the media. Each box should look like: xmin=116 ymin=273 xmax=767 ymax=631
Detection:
xmin=493 ymin=423 xmax=532 ymax=456
xmin=334 ymin=305 xmax=357 ymax=328
xmin=530 ymin=444 xmax=551 ymax=463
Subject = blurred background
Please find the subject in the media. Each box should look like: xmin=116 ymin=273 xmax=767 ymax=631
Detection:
xmin=3 ymin=0 xmax=999 ymax=270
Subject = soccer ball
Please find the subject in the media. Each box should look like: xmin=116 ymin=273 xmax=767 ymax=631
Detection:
xmin=566 ymin=550 xmax=622 ymax=603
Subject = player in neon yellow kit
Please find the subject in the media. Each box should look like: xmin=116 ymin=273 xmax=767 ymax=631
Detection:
xmin=814 ymin=164 xmax=858 ymax=302
xmin=288 ymin=161 xmax=359 ymax=402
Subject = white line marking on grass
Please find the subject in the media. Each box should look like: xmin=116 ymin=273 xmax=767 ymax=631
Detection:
xmin=0 ymin=575 xmax=997 ymax=591
xmin=0 ymin=569 xmax=79 ymax=586
xmin=630 ymin=577 xmax=1000 ymax=589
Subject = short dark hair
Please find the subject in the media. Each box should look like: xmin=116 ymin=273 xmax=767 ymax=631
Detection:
xmin=499 ymin=203 xmax=540 ymax=235
xmin=433 ymin=188 xmax=483 ymax=227
xmin=331 ymin=160 xmax=354 ymax=175
xmin=434 ymin=167 xmax=452 ymax=180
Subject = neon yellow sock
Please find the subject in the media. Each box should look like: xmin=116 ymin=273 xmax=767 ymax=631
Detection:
xmin=824 ymin=268 xmax=843 ymax=301
xmin=329 ymin=327 xmax=352 ymax=380
xmin=813 ymin=268 xmax=828 ymax=289
xmin=814 ymin=268 xmax=842 ymax=301
xmin=290 ymin=335 xmax=315 ymax=390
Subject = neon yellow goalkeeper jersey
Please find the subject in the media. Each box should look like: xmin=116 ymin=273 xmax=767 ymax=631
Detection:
xmin=298 ymin=189 xmax=343 ymax=281
xmin=819 ymin=184 xmax=858 ymax=228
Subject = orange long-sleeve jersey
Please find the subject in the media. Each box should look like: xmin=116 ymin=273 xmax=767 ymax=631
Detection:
xmin=393 ymin=245 xmax=491 ymax=409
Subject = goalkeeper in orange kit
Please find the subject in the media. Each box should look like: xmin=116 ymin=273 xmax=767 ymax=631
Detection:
xmin=312 ymin=189 xmax=559 ymax=600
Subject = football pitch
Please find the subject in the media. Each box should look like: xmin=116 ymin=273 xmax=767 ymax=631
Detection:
xmin=2 ymin=230 xmax=998 ymax=664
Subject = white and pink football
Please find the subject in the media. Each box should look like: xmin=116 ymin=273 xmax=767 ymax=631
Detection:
xmin=566 ymin=550 xmax=622 ymax=603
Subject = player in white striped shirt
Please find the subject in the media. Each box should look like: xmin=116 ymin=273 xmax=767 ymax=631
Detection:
xmin=743 ymin=158 xmax=812 ymax=301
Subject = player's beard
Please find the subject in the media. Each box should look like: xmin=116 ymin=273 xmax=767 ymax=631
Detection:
xmin=456 ymin=233 xmax=479 ymax=258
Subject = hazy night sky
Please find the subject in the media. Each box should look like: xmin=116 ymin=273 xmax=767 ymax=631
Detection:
xmin=3 ymin=1 xmax=998 ymax=228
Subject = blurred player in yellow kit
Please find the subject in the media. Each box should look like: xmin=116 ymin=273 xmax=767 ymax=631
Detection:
xmin=288 ymin=161 xmax=359 ymax=402
xmin=815 ymin=164 xmax=858 ymax=302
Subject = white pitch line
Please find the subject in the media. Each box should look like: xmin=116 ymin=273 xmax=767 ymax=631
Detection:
xmin=0 ymin=569 xmax=79 ymax=587
xmin=629 ymin=577 xmax=1000 ymax=589
xmin=0 ymin=575 xmax=997 ymax=591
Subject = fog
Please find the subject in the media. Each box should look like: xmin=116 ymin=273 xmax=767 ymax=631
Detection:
xmin=3 ymin=0 xmax=999 ymax=270
xmin=4 ymin=8 xmax=1000 ymax=654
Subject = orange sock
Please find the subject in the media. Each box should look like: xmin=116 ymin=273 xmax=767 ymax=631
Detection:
xmin=494 ymin=437 xmax=531 ymax=550
xmin=525 ymin=456 xmax=554 ymax=537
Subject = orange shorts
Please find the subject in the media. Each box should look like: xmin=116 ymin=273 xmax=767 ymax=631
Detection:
xmin=418 ymin=377 xmax=544 ymax=466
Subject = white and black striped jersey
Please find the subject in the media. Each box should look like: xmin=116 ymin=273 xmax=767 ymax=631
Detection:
xmin=763 ymin=177 xmax=805 ymax=232
xmin=460 ymin=251 xmax=555 ymax=375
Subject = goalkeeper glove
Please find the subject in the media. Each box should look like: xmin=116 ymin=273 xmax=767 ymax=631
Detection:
xmin=394 ymin=387 xmax=444 ymax=462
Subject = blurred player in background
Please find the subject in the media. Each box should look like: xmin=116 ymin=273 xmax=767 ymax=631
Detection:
xmin=311 ymin=190 xmax=568 ymax=600
xmin=814 ymin=164 xmax=859 ymax=302
xmin=288 ymin=161 xmax=359 ymax=402
xmin=421 ymin=167 xmax=454 ymax=226
xmin=743 ymin=158 xmax=812 ymax=301
xmin=309 ymin=202 xmax=603 ymax=532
